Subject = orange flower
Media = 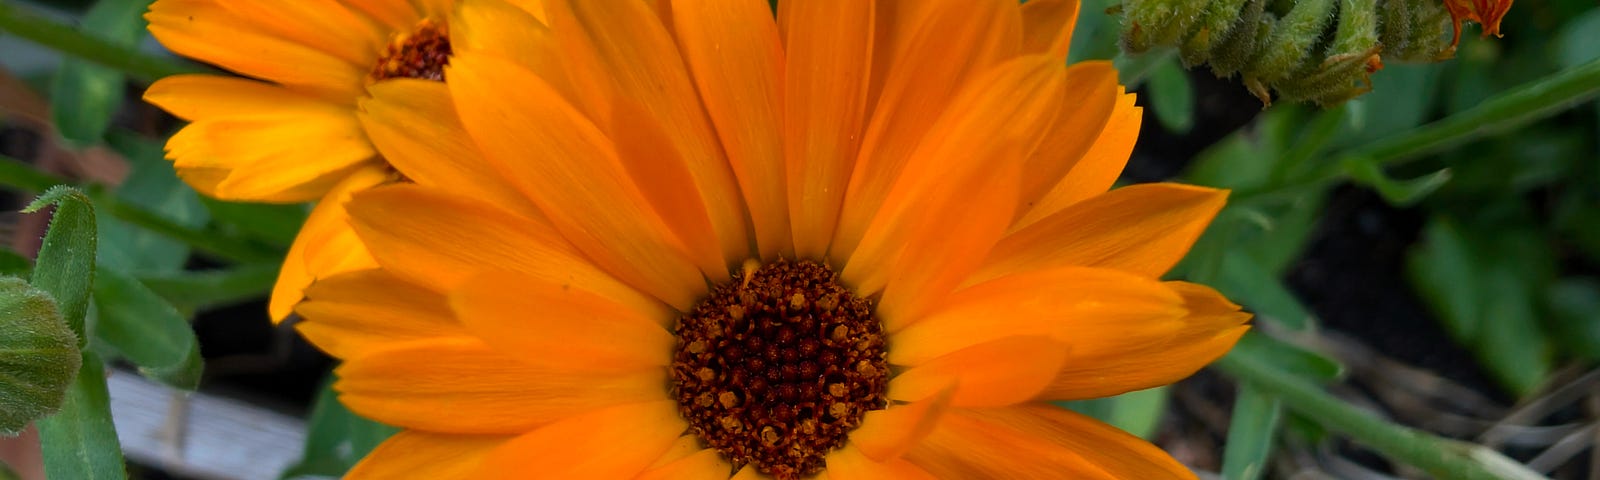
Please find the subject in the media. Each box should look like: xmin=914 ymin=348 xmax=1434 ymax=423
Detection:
xmin=141 ymin=0 xmax=541 ymax=320
xmin=297 ymin=0 xmax=1250 ymax=478
xmin=1444 ymin=0 xmax=1514 ymax=47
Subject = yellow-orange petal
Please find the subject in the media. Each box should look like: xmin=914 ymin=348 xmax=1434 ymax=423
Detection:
xmin=336 ymin=337 xmax=668 ymax=434
xmin=267 ymin=165 xmax=387 ymax=321
xmin=446 ymin=52 xmax=705 ymax=310
xmin=842 ymin=55 xmax=1065 ymax=297
xmin=1040 ymin=282 xmax=1251 ymax=400
xmin=449 ymin=0 xmax=575 ymax=101
xmin=146 ymin=0 xmax=364 ymax=98
xmin=344 ymin=184 xmax=672 ymax=325
xmin=609 ymin=98 xmax=732 ymax=283
xmin=1020 ymin=0 xmax=1080 ymax=60
xmin=830 ymin=0 xmax=1022 ymax=263
xmin=780 ymin=0 xmax=874 ymax=259
xmin=215 ymin=1 xmax=385 ymax=67
xmin=543 ymin=0 xmax=752 ymax=264
xmin=1016 ymin=90 xmax=1141 ymax=229
xmin=890 ymin=267 xmax=1186 ymax=366
xmin=294 ymin=270 xmax=467 ymax=360
xmin=674 ymin=0 xmax=791 ymax=258
xmin=143 ymin=75 xmax=348 ymax=121
xmin=1017 ymin=61 xmax=1118 ymax=207
xmin=872 ymin=146 xmax=1021 ymax=330
xmin=825 ymin=443 xmax=937 ymax=480
xmin=975 ymin=183 xmax=1227 ymax=283
xmin=165 ymin=116 xmax=376 ymax=202
xmin=358 ymin=79 xmax=543 ymax=218
xmin=451 ymin=270 xmax=674 ymax=371
xmin=345 ymin=431 xmax=512 ymax=480
xmin=474 ymin=400 xmax=687 ymax=479
xmin=888 ymin=336 xmax=1070 ymax=407
xmin=637 ymin=448 xmax=734 ymax=480
xmin=976 ymin=405 xmax=1197 ymax=478
xmin=848 ymin=384 xmax=954 ymax=462
xmin=343 ymin=0 xmax=423 ymax=31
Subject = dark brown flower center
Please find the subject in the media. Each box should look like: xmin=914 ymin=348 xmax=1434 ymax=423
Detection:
xmin=370 ymin=20 xmax=451 ymax=82
xmin=672 ymin=260 xmax=889 ymax=480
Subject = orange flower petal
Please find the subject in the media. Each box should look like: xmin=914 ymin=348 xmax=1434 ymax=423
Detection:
xmin=295 ymin=269 xmax=467 ymax=360
xmin=780 ymin=0 xmax=874 ymax=259
xmin=975 ymin=183 xmax=1227 ymax=282
xmin=842 ymin=55 xmax=1064 ymax=300
xmin=345 ymin=431 xmax=511 ymax=480
xmin=343 ymin=0 xmax=422 ymax=31
xmin=1040 ymin=282 xmax=1250 ymax=400
xmin=1019 ymin=0 xmax=1080 ymax=60
xmin=637 ymin=448 xmax=734 ymax=480
xmin=449 ymin=0 xmax=575 ymax=101
xmin=146 ymin=0 xmax=364 ymax=97
xmin=908 ymin=405 xmax=1196 ymax=479
xmin=825 ymin=443 xmax=937 ymax=480
xmin=871 ymin=148 xmax=1020 ymax=330
xmin=543 ymin=0 xmax=752 ymax=264
xmin=445 ymin=52 xmax=705 ymax=310
xmin=610 ymin=98 xmax=732 ymax=283
xmin=848 ymin=385 xmax=954 ymax=462
xmin=215 ymin=0 xmax=385 ymax=67
xmin=143 ymin=75 xmax=348 ymax=121
xmin=730 ymin=466 xmax=771 ymax=480
xmin=474 ymin=400 xmax=687 ymax=479
xmin=830 ymin=0 xmax=1022 ymax=263
xmin=268 ymin=165 xmax=386 ymax=321
xmin=345 ymin=184 xmax=674 ymax=325
xmin=1016 ymin=90 xmax=1141 ymax=229
xmin=450 ymin=270 xmax=674 ymax=371
xmin=357 ymin=79 xmax=543 ymax=218
xmin=674 ymin=0 xmax=791 ymax=258
xmin=1017 ymin=61 xmax=1118 ymax=207
xmin=646 ymin=435 xmax=705 ymax=469
xmin=890 ymin=266 xmax=1186 ymax=366
xmin=336 ymin=337 xmax=668 ymax=434
xmin=888 ymin=336 xmax=1070 ymax=407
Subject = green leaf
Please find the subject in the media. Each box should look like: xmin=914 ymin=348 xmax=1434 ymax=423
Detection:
xmin=0 ymin=277 xmax=80 ymax=436
xmin=1547 ymin=277 xmax=1600 ymax=361
xmin=1104 ymin=387 xmax=1169 ymax=439
xmin=1148 ymin=57 xmax=1195 ymax=133
xmin=1555 ymin=8 xmax=1600 ymax=69
xmin=1216 ymin=251 xmax=1314 ymax=331
xmin=0 ymin=248 xmax=34 ymax=278
xmin=281 ymin=380 xmax=398 ymax=479
xmin=1225 ymin=332 xmax=1344 ymax=382
xmin=49 ymin=0 xmax=152 ymax=146
xmin=200 ymin=198 xmax=308 ymax=249
xmin=1343 ymin=156 xmax=1451 ymax=207
xmin=91 ymin=268 xmax=202 ymax=390
xmin=137 ymin=264 xmax=278 ymax=311
xmin=36 ymin=352 xmax=127 ymax=480
xmin=1406 ymin=218 xmax=1481 ymax=339
xmin=25 ymin=186 xmax=97 ymax=345
xmin=98 ymin=131 xmax=208 ymax=273
xmin=1475 ymin=270 xmax=1551 ymax=396
xmin=1221 ymin=382 xmax=1280 ymax=480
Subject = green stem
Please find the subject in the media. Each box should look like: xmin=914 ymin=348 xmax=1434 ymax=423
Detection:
xmin=1236 ymin=57 xmax=1600 ymax=201
xmin=0 ymin=1 xmax=208 ymax=83
xmin=1214 ymin=353 xmax=1547 ymax=480
xmin=0 ymin=154 xmax=280 ymax=264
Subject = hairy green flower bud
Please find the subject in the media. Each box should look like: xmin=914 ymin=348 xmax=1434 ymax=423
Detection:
xmin=1119 ymin=0 xmax=1509 ymax=106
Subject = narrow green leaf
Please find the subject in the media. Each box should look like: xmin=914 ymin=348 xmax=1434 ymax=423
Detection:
xmin=98 ymin=131 xmax=208 ymax=273
xmin=199 ymin=198 xmax=307 ymax=249
xmin=1221 ymin=382 xmax=1280 ymax=480
xmin=1148 ymin=58 xmax=1195 ymax=133
xmin=0 ymin=1 xmax=207 ymax=83
xmin=50 ymin=0 xmax=152 ymax=146
xmin=1343 ymin=157 xmax=1451 ymax=206
xmin=137 ymin=264 xmax=277 ymax=311
xmin=1217 ymin=251 xmax=1314 ymax=330
xmin=91 ymin=268 xmax=202 ymax=390
xmin=1475 ymin=269 xmax=1550 ymax=396
xmin=25 ymin=186 xmax=96 ymax=346
xmin=1103 ymin=387 xmax=1169 ymax=439
xmin=0 ymin=154 xmax=69 ymax=194
xmin=36 ymin=352 xmax=127 ymax=480
xmin=1225 ymin=332 xmax=1344 ymax=382
xmin=1406 ymin=218 xmax=1481 ymax=340
xmin=0 ymin=277 xmax=80 ymax=436
xmin=281 ymin=380 xmax=398 ymax=479
xmin=1548 ymin=277 xmax=1600 ymax=361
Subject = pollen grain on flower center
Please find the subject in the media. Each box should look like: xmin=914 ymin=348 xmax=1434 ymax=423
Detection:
xmin=671 ymin=259 xmax=889 ymax=480
xmin=370 ymin=20 xmax=451 ymax=83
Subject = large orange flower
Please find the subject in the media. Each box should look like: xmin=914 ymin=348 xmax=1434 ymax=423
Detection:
xmin=141 ymin=0 xmax=540 ymax=320
xmin=296 ymin=0 xmax=1250 ymax=478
